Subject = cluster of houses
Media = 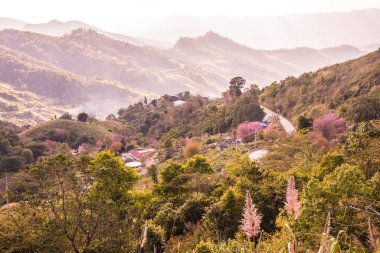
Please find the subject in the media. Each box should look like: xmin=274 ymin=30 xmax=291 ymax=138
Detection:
xmin=121 ymin=148 xmax=156 ymax=169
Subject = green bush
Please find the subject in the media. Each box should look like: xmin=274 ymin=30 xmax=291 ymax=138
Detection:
xmin=193 ymin=240 xmax=216 ymax=253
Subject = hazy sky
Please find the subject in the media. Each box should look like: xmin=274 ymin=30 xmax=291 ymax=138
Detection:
xmin=1 ymin=0 xmax=380 ymax=32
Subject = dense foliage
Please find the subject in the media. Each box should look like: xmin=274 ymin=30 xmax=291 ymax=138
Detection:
xmin=260 ymin=49 xmax=380 ymax=123
xmin=0 ymin=70 xmax=379 ymax=252
xmin=117 ymin=88 xmax=264 ymax=140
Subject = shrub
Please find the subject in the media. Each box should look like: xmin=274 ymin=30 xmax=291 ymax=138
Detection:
xmin=193 ymin=240 xmax=216 ymax=253
xmin=183 ymin=141 xmax=201 ymax=158
xmin=297 ymin=115 xmax=313 ymax=130
xmin=0 ymin=156 xmax=24 ymax=172
xmin=21 ymin=149 xmax=34 ymax=164
xmin=348 ymin=96 xmax=380 ymax=123
xmin=59 ymin=113 xmax=72 ymax=120
xmin=263 ymin=123 xmax=284 ymax=140
xmin=77 ymin=112 xmax=89 ymax=122
xmin=144 ymin=222 xmax=166 ymax=253
xmin=125 ymin=144 xmax=135 ymax=152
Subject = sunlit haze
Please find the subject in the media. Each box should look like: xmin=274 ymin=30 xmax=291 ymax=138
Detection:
xmin=1 ymin=0 xmax=380 ymax=33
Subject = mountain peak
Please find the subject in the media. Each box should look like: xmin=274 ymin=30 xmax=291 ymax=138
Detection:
xmin=48 ymin=19 xmax=64 ymax=25
xmin=203 ymin=30 xmax=221 ymax=39
xmin=174 ymin=31 xmax=230 ymax=50
xmin=66 ymin=28 xmax=101 ymax=38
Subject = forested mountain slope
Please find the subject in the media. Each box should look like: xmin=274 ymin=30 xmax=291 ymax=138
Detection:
xmin=260 ymin=49 xmax=380 ymax=122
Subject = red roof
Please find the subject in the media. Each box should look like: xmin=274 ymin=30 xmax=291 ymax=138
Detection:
xmin=128 ymin=149 xmax=144 ymax=159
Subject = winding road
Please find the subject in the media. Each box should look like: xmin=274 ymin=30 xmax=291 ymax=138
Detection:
xmin=261 ymin=106 xmax=296 ymax=134
xmin=249 ymin=106 xmax=296 ymax=161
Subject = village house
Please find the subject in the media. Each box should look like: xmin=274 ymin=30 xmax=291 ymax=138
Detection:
xmin=172 ymin=100 xmax=186 ymax=107
xmin=123 ymin=148 xmax=156 ymax=162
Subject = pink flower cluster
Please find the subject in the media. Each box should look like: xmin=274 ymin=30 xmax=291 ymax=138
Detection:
xmin=112 ymin=133 xmax=124 ymax=142
xmin=78 ymin=143 xmax=87 ymax=153
xmin=54 ymin=128 xmax=65 ymax=135
xmin=237 ymin=122 xmax=261 ymax=142
xmin=240 ymin=191 xmax=262 ymax=238
xmin=44 ymin=140 xmax=58 ymax=156
xmin=285 ymin=176 xmax=301 ymax=218
xmin=313 ymin=113 xmax=346 ymax=140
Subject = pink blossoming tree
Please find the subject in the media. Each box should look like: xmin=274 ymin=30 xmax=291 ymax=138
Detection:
xmin=285 ymin=176 xmax=301 ymax=218
xmin=54 ymin=128 xmax=65 ymax=135
xmin=240 ymin=191 xmax=262 ymax=239
xmin=110 ymin=141 xmax=122 ymax=154
xmin=237 ymin=122 xmax=261 ymax=143
xmin=95 ymin=140 xmax=103 ymax=148
xmin=44 ymin=140 xmax=58 ymax=156
xmin=78 ymin=143 xmax=87 ymax=153
xmin=111 ymin=133 xmax=124 ymax=143
xmin=313 ymin=113 xmax=346 ymax=141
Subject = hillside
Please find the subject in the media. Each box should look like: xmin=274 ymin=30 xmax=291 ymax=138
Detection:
xmin=0 ymin=83 xmax=64 ymax=126
xmin=0 ymin=29 xmax=224 ymax=96
xmin=169 ymin=31 xmax=366 ymax=87
xmin=19 ymin=119 xmax=113 ymax=148
xmin=0 ymin=44 xmax=151 ymax=123
xmin=260 ymin=49 xmax=380 ymax=122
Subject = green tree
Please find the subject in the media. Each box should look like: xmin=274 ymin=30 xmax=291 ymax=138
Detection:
xmin=297 ymin=115 xmax=313 ymax=131
xmin=296 ymin=164 xmax=369 ymax=247
xmin=77 ymin=112 xmax=89 ymax=122
xmin=15 ymin=152 xmax=140 ymax=252
xmin=228 ymin=77 xmax=246 ymax=98
xmin=184 ymin=155 xmax=213 ymax=174
xmin=148 ymin=164 xmax=158 ymax=183
xmin=343 ymin=122 xmax=380 ymax=178
xmin=142 ymin=221 xmax=166 ymax=253
xmin=348 ymin=96 xmax=380 ymax=123
xmin=160 ymin=162 xmax=184 ymax=183
xmin=204 ymin=189 xmax=242 ymax=239
xmin=21 ymin=148 xmax=34 ymax=164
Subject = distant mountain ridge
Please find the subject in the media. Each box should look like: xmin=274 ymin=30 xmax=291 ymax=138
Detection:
xmin=0 ymin=17 xmax=171 ymax=48
xmin=0 ymin=17 xmax=26 ymax=30
xmin=22 ymin=19 xmax=172 ymax=48
xmin=169 ymin=31 xmax=366 ymax=86
xmin=0 ymin=26 xmax=372 ymax=125
xmin=2 ymin=9 xmax=380 ymax=50
xmin=129 ymin=9 xmax=380 ymax=49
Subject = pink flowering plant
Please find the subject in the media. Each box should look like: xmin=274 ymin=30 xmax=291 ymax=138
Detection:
xmin=313 ymin=113 xmax=346 ymax=141
xmin=285 ymin=176 xmax=301 ymax=218
xmin=237 ymin=122 xmax=261 ymax=143
xmin=240 ymin=191 xmax=262 ymax=239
